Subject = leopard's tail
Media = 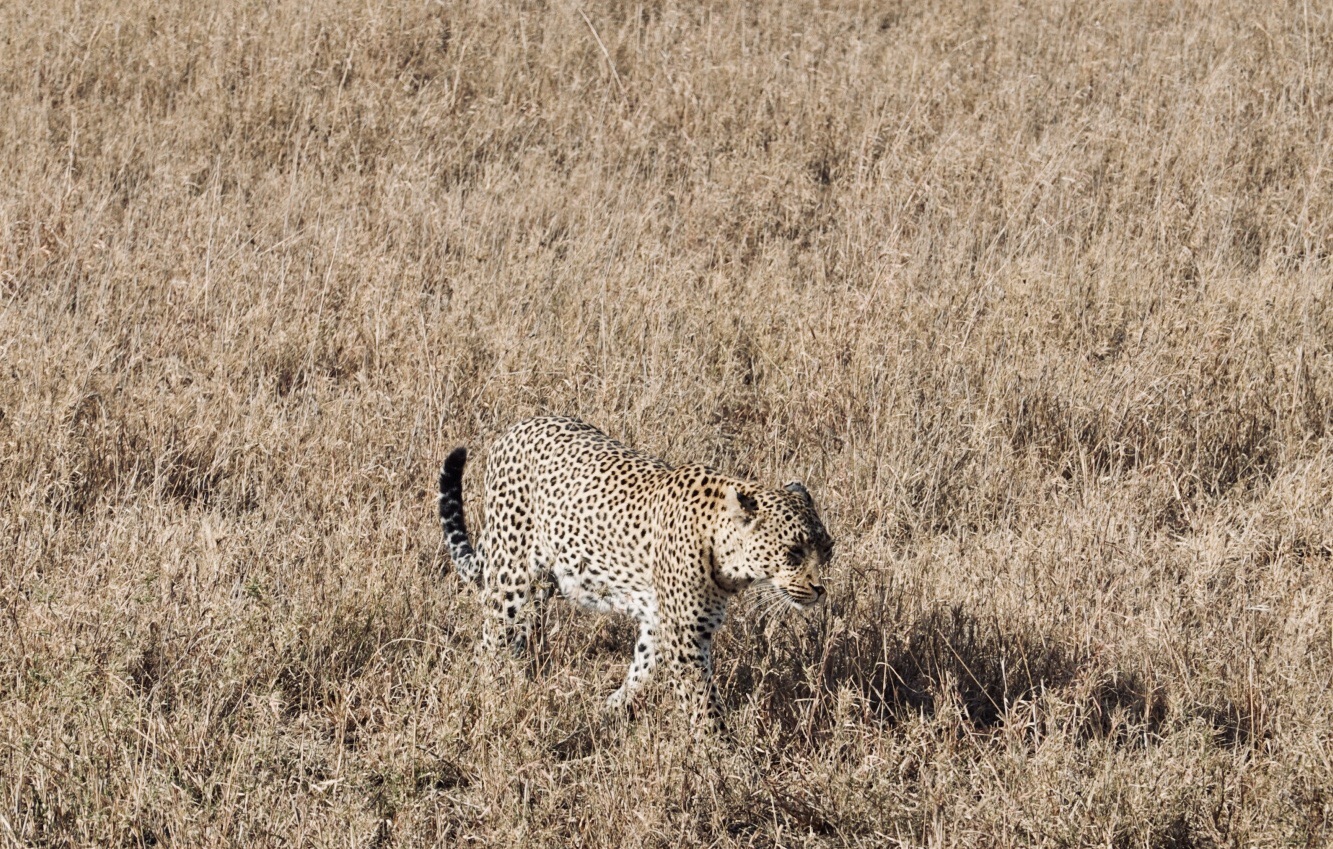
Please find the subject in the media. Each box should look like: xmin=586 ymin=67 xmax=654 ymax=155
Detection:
xmin=438 ymin=447 xmax=482 ymax=584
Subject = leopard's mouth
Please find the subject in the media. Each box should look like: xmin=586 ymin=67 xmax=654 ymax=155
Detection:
xmin=781 ymin=584 xmax=826 ymax=609
xmin=752 ymin=577 xmax=827 ymax=612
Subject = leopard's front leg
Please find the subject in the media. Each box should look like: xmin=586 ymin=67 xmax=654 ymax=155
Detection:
xmin=661 ymin=602 xmax=728 ymax=728
xmin=607 ymin=614 xmax=660 ymax=709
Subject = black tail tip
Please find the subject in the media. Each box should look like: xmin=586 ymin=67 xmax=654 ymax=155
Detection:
xmin=441 ymin=446 xmax=468 ymax=486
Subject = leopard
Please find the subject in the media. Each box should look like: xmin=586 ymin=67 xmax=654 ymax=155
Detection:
xmin=437 ymin=415 xmax=832 ymax=724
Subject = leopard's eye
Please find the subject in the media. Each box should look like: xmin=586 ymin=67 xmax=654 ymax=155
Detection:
xmin=787 ymin=546 xmax=805 ymax=566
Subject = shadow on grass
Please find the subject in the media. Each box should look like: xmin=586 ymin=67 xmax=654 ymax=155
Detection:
xmin=729 ymin=593 xmax=1168 ymax=749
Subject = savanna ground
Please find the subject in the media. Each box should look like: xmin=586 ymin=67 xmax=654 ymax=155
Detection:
xmin=2 ymin=0 xmax=1332 ymax=845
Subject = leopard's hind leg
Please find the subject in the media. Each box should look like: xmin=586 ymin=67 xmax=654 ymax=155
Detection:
xmin=476 ymin=482 xmax=538 ymax=656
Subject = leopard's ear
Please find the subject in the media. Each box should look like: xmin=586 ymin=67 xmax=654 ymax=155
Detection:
xmin=725 ymin=486 xmax=760 ymax=526
xmin=785 ymin=480 xmax=815 ymax=507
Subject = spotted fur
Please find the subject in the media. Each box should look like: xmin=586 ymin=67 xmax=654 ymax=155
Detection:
xmin=438 ymin=416 xmax=832 ymax=724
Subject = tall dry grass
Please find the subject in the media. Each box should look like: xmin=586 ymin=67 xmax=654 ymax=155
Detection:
xmin=2 ymin=0 xmax=1332 ymax=845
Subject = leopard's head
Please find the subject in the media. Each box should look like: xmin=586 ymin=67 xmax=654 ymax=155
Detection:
xmin=712 ymin=480 xmax=831 ymax=608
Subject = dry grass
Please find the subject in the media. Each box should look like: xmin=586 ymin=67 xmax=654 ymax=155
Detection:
xmin=2 ymin=0 xmax=1332 ymax=845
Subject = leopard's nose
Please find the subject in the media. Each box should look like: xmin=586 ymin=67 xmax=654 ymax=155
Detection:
xmin=811 ymin=584 xmax=826 ymax=600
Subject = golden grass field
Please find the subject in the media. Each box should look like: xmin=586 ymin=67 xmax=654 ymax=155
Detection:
xmin=3 ymin=0 xmax=1332 ymax=845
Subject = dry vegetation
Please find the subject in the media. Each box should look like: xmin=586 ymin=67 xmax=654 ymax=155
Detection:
xmin=3 ymin=0 xmax=1333 ymax=845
